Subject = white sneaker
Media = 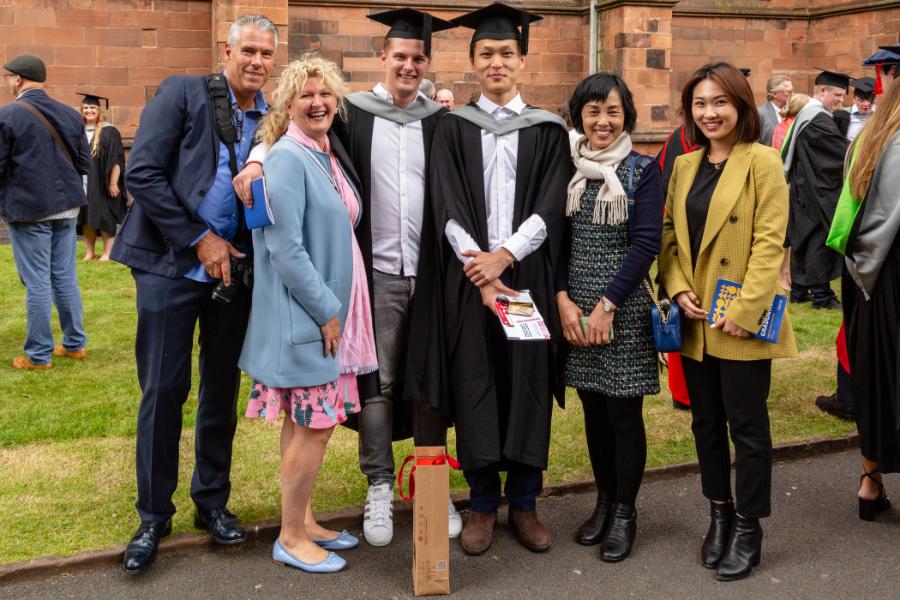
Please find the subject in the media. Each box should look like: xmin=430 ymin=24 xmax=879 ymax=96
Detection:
xmin=363 ymin=483 xmax=394 ymax=546
xmin=448 ymin=497 xmax=462 ymax=539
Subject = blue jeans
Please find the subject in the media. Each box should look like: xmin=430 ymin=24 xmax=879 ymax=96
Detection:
xmin=8 ymin=218 xmax=87 ymax=365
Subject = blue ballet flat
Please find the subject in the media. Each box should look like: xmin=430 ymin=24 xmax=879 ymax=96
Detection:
xmin=314 ymin=530 xmax=359 ymax=551
xmin=272 ymin=539 xmax=346 ymax=573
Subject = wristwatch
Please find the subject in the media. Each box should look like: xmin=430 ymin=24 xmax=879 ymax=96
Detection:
xmin=601 ymin=297 xmax=616 ymax=313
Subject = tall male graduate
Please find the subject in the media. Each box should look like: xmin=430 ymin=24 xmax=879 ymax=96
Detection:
xmin=781 ymin=69 xmax=850 ymax=309
xmin=237 ymin=8 xmax=463 ymax=547
xmin=427 ymin=2 xmax=572 ymax=556
xmin=333 ymin=8 xmax=463 ymax=547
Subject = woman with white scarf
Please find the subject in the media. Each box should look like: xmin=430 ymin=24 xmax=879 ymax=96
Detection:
xmin=555 ymin=73 xmax=664 ymax=562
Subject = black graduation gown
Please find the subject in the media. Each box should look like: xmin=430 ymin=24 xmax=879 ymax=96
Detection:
xmin=428 ymin=110 xmax=573 ymax=471
xmin=331 ymin=102 xmax=449 ymax=440
xmin=79 ymin=125 xmax=126 ymax=235
xmin=656 ymin=125 xmax=697 ymax=194
xmin=786 ymin=112 xmax=848 ymax=286
xmin=832 ymin=110 xmax=850 ymax=138
xmin=844 ymin=199 xmax=900 ymax=473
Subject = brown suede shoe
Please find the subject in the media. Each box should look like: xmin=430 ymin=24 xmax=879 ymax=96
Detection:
xmin=53 ymin=345 xmax=87 ymax=360
xmin=11 ymin=356 xmax=52 ymax=370
xmin=460 ymin=511 xmax=497 ymax=556
xmin=509 ymin=507 xmax=551 ymax=552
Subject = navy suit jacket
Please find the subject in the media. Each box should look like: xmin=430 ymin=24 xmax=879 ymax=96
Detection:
xmin=0 ymin=89 xmax=90 ymax=223
xmin=114 ymin=75 xmax=361 ymax=278
xmin=114 ymin=75 xmax=223 ymax=277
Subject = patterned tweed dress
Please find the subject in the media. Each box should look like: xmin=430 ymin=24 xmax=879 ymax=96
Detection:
xmin=564 ymin=163 xmax=661 ymax=398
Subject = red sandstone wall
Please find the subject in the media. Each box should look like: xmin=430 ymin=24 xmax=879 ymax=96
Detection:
xmin=0 ymin=0 xmax=214 ymax=135
xmin=806 ymin=7 xmax=900 ymax=88
xmin=671 ymin=16 xmax=809 ymax=113
xmin=287 ymin=5 xmax=586 ymax=113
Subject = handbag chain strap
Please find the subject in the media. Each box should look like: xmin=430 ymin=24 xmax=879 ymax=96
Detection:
xmin=624 ymin=154 xmax=671 ymax=325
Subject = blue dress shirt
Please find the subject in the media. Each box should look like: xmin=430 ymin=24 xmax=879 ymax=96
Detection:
xmin=185 ymin=79 xmax=268 ymax=282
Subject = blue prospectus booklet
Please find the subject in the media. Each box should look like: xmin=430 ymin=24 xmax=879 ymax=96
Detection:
xmin=708 ymin=278 xmax=787 ymax=344
xmin=243 ymin=177 xmax=274 ymax=229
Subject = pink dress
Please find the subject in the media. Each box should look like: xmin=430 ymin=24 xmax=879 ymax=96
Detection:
xmin=245 ymin=123 xmax=378 ymax=429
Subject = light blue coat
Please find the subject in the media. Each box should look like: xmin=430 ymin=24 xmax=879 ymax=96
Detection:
xmin=238 ymin=136 xmax=359 ymax=388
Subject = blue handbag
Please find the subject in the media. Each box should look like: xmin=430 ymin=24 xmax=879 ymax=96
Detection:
xmin=625 ymin=154 xmax=682 ymax=353
xmin=646 ymin=281 xmax=682 ymax=353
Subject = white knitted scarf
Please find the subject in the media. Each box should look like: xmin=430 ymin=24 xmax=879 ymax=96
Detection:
xmin=566 ymin=133 xmax=633 ymax=225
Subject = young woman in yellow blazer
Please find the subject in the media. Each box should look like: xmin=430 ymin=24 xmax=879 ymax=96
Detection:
xmin=658 ymin=63 xmax=797 ymax=582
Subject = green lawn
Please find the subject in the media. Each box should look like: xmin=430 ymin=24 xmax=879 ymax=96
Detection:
xmin=0 ymin=243 xmax=854 ymax=564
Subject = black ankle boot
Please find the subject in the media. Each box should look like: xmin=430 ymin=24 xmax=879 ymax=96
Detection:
xmin=599 ymin=503 xmax=636 ymax=562
xmin=576 ymin=495 xmax=613 ymax=546
xmin=701 ymin=501 xmax=734 ymax=569
xmin=716 ymin=516 xmax=762 ymax=581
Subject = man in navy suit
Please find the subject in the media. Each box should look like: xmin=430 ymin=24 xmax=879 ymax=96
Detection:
xmin=112 ymin=14 xmax=277 ymax=574
xmin=0 ymin=55 xmax=91 ymax=370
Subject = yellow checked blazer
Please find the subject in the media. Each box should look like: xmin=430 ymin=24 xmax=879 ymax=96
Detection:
xmin=659 ymin=142 xmax=798 ymax=362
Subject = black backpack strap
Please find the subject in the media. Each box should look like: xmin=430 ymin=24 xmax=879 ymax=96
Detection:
xmin=206 ymin=74 xmax=239 ymax=178
xmin=205 ymin=73 xmax=247 ymax=243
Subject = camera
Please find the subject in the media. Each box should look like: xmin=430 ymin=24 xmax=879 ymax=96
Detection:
xmin=211 ymin=256 xmax=253 ymax=303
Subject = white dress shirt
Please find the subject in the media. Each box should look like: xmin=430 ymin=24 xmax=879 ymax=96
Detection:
xmin=369 ymin=83 xmax=427 ymax=276
xmin=770 ymin=102 xmax=783 ymax=124
xmin=847 ymin=105 xmax=874 ymax=142
xmin=445 ymin=93 xmax=548 ymax=264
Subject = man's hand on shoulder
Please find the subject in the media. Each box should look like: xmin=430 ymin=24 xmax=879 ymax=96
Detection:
xmin=195 ymin=232 xmax=245 ymax=286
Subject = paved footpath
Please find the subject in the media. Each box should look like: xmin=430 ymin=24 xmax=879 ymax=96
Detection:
xmin=2 ymin=449 xmax=898 ymax=600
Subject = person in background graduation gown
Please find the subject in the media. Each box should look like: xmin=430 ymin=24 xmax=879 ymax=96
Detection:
xmin=427 ymin=2 xmax=572 ymax=556
xmin=77 ymin=93 xmax=126 ymax=262
xmin=840 ymin=76 xmax=900 ymax=522
xmin=656 ymin=124 xmax=697 ymax=412
xmin=235 ymin=9 xmax=463 ymax=547
xmin=833 ymin=77 xmax=876 ymax=142
xmin=781 ymin=69 xmax=850 ymax=309
xmin=820 ymin=51 xmax=900 ymax=423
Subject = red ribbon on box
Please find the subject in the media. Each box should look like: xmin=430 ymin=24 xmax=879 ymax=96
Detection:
xmin=397 ymin=452 xmax=461 ymax=502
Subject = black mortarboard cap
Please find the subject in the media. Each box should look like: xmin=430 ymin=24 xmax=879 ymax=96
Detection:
xmin=452 ymin=2 xmax=543 ymax=56
xmin=814 ymin=68 xmax=850 ymax=90
xmin=739 ymin=68 xmax=751 ymax=77
xmin=851 ymin=77 xmax=876 ymax=98
xmin=77 ymin=92 xmax=109 ymax=110
xmin=3 ymin=54 xmax=46 ymax=83
xmin=368 ymin=8 xmax=456 ymax=57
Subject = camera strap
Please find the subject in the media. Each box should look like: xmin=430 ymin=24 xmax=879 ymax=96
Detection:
xmin=206 ymin=73 xmax=247 ymax=245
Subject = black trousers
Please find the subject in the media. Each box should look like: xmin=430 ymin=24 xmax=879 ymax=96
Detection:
xmin=132 ymin=270 xmax=250 ymax=522
xmin=578 ymin=390 xmax=646 ymax=506
xmin=681 ymin=355 xmax=773 ymax=518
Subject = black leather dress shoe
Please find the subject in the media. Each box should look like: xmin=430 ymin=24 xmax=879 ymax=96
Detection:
xmin=123 ymin=519 xmax=172 ymax=574
xmin=701 ymin=501 xmax=734 ymax=569
xmin=194 ymin=506 xmax=247 ymax=545
xmin=575 ymin=496 xmax=613 ymax=546
xmin=716 ymin=516 xmax=762 ymax=581
xmin=815 ymin=393 xmax=855 ymax=421
xmin=599 ymin=503 xmax=636 ymax=563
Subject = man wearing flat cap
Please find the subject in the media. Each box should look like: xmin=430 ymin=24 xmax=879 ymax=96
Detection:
xmin=0 ymin=54 xmax=91 ymax=370
xmin=781 ymin=69 xmax=850 ymax=310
